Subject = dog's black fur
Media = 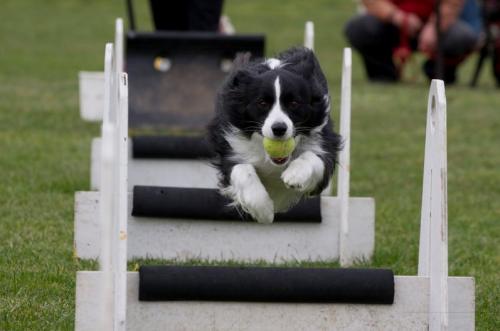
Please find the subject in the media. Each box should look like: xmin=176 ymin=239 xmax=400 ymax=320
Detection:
xmin=208 ymin=47 xmax=341 ymax=215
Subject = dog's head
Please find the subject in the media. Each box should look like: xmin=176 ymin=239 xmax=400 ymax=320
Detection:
xmin=220 ymin=47 xmax=330 ymax=165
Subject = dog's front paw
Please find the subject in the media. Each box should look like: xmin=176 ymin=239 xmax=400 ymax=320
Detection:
xmin=229 ymin=164 xmax=275 ymax=224
xmin=240 ymin=188 xmax=275 ymax=224
xmin=282 ymin=152 xmax=324 ymax=192
xmin=281 ymin=159 xmax=315 ymax=192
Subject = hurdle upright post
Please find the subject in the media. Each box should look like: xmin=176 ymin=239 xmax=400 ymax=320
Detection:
xmin=99 ymin=124 xmax=116 ymax=331
xmin=113 ymin=73 xmax=129 ymax=331
xmin=102 ymin=44 xmax=113 ymax=125
xmin=338 ymin=48 xmax=352 ymax=266
xmin=304 ymin=21 xmax=314 ymax=50
xmin=112 ymin=20 xmax=127 ymax=330
xmin=99 ymin=42 xmax=116 ymax=331
xmin=418 ymin=80 xmax=449 ymax=330
xmin=114 ymin=19 xmax=124 ymax=94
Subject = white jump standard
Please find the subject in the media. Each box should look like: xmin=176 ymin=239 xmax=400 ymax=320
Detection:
xmin=76 ymin=80 xmax=474 ymax=330
xmin=91 ymin=40 xmax=129 ymax=330
xmin=90 ymin=136 xmax=218 ymax=190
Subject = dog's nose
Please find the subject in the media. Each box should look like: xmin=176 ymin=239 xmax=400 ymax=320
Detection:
xmin=271 ymin=122 xmax=288 ymax=137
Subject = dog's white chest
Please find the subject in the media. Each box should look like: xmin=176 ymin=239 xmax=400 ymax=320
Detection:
xmin=256 ymin=167 xmax=302 ymax=212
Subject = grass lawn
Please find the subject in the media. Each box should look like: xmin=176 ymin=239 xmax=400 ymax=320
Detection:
xmin=0 ymin=0 xmax=498 ymax=329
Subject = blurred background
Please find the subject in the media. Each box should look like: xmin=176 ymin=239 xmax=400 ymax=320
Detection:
xmin=0 ymin=0 xmax=498 ymax=329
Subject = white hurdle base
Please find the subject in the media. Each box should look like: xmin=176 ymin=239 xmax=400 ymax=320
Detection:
xmin=76 ymin=271 xmax=474 ymax=331
xmin=90 ymin=137 xmax=218 ymax=190
xmin=74 ymin=191 xmax=374 ymax=262
xmin=79 ymin=71 xmax=105 ymax=122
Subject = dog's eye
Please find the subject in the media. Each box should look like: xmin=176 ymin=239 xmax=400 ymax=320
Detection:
xmin=287 ymin=101 xmax=299 ymax=110
xmin=257 ymin=100 xmax=270 ymax=110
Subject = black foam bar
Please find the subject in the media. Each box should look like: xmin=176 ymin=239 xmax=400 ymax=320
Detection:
xmin=139 ymin=266 xmax=395 ymax=304
xmin=132 ymin=186 xmax=321 ymax=223
xmin=127 ymin=31 xmax=265 ymax=55
xmin=131 ymin=135 xmax=214 ymax=159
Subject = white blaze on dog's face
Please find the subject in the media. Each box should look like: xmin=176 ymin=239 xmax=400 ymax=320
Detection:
xmin=261 ymin=77 xmax=294 ymax=141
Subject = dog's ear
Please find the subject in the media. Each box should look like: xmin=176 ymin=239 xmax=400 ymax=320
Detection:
xmin=281 ymin=47 xmax=317 ymax=78
xmin=281 ymin=47 xmax=328 ymax=94
xmin=228 ymin=68 xmax=254 ymax=88
xmin=233 ymin=52 xmax=252 ymax=69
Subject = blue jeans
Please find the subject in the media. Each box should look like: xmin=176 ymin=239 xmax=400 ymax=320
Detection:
xmin=344 ymin=14 xmax=479 ymax=82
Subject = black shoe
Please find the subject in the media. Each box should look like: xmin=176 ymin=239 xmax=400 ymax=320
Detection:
xmin=423 ymin=60 xmax=457 ymax=84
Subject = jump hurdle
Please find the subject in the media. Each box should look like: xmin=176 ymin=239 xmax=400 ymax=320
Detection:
xmin=86 ymin=19 xmax=265 ymax=190
xmin=82 ymin=17 xmax=264 ymax=190
xmin=87 ymin=21 xmax=314 ymax=191
xmin=82 ymin=19 xmax=215 ymax=189
xmin=74 ymin=46 xmax=375 ymax=265
xmin=75 ymin=79 xmax=475 ymax=331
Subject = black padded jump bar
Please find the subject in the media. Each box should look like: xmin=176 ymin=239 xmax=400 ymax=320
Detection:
xmin=127 ymin=31 xmax=265 ymax=55
xmin=132 ymin=186 xmax=322 ymax=222
xmin=131 ymin=135 xmax=214 ymax=159
xmin=139 ymin=266 xmax=395 ymax=304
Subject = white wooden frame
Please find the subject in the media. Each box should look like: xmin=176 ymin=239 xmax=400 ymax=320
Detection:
xmin=304 ymin=21 xmax=314 ymax=50
xmin=75 ymin=47 xmax=375 ymax=264
xmin=90 ymin=140 xmax=218 ymax=190
xmin=418 ymin=81 xmax=450 ymax=330
xmin=76 ymin=192 xmax=373 ymax=262
xmin=79 ymin=19 xmax=123 ymax=122
xmin=79 ymin=71 xmax=105 ymax=121
xmin=338 ymin=48 xmax=353 ymax=265
xmin=75 ymin=80 xmax=474 ymax=331
xmin=98 ymin=44 xmax=115 ymax=331
xmin=94 ymin=41 xmax=129 ymax=330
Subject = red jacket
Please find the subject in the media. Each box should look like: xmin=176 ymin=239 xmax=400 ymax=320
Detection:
xmin=362 ymin=0 xmax=464 ymax=27
xmin=392 ymin=0 xmax=435 ymax=20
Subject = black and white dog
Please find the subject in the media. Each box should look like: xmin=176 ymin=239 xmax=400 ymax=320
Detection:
xmin=208 ymin=47 xmax=341 ymax=224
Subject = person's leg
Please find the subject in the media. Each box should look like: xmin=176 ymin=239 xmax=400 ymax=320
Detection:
xmin=344 ymin=15 xmax=400 ymax=81
xmin=442 ymin=20 xmax=479 ymax=57
xmin=423 ymin=21 xmax=479 ymax=83
xmin=149 ymin=0 xmax=189 ymax=31
xmin=188 ymin=0 xmax=224 ymax=31
xmin=148 ymin=0 xmax=224 ymax=32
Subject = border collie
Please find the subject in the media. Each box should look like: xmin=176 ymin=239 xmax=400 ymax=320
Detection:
xmin=208 ymin=47 xmax=341 ymax=224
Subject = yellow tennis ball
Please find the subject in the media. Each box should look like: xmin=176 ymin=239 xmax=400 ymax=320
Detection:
xmin=263 ymin=137 xmax=296 ymax=158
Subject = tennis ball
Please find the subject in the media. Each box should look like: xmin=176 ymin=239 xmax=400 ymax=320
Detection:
xmin=263 ymin=137 xmax=296 ymax=158
xmin=153 ymin=56 xmax=171 ymax=72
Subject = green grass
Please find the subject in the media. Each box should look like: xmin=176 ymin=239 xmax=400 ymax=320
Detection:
xmin=0 ymin=0 xmax=498 ymax=329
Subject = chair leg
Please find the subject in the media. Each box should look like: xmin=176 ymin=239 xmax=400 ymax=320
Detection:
xmin=470 ymin=45 xmax=489 ymax=87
